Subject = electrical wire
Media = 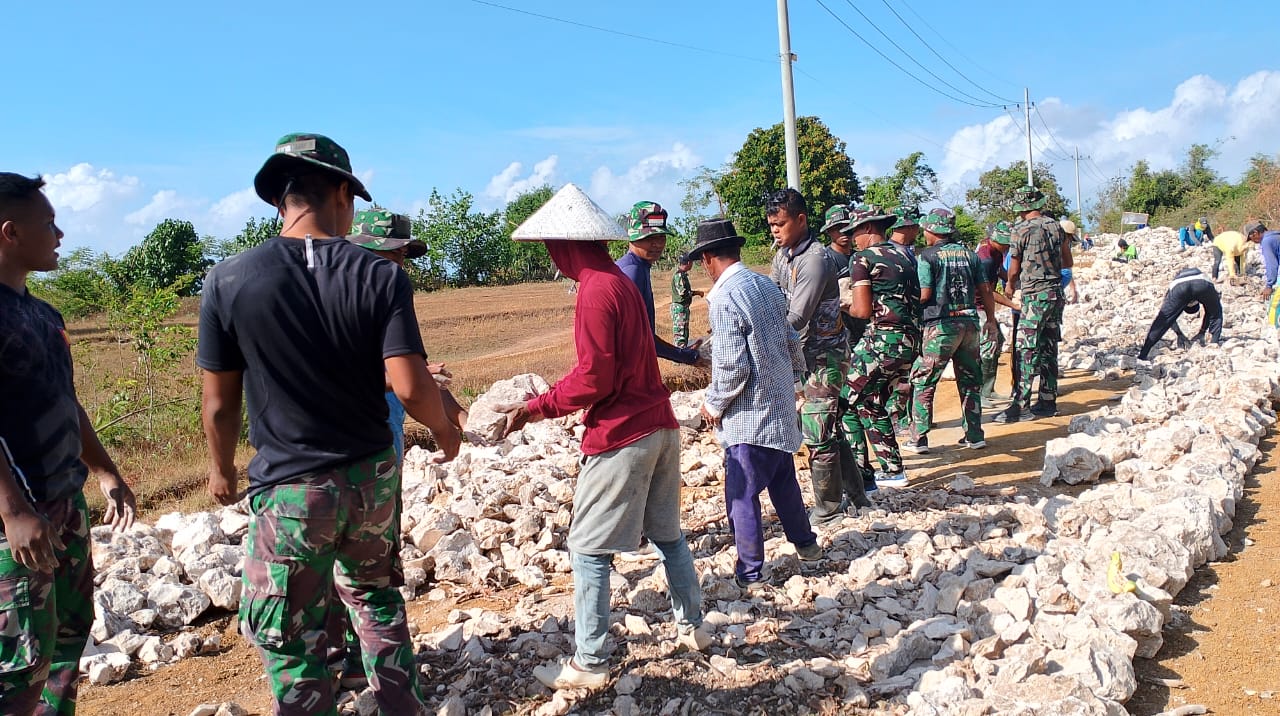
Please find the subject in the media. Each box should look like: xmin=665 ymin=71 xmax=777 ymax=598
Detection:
xmin=896 ymin=0 xmax=1022 ymax=91
xmin=465 ymin=0 xmax=775 ymax=65
xmin=811 ymin=0 xmax=1002 ymax=109
xmin=837 ymin=0 xmax=1003 ymax=108
xmin=876 ymin=0 xmax=1017 ymax=105
xmin=1033 ymin=105 xmax=1077 ymax=162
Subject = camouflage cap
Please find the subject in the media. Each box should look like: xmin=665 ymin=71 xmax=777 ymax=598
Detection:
xmin=1010 ymin=184 xmax=1047 ymax=212
xmin=820 ymin=204 xmax=853 ymax=233
xmin=254 ymin=132 xmax=372 ymax=206
xmin=920 ymin=207 xmax=956 ymax=235
xmin=990 ymin=220 xmax=1013 ymax=245
xmin=846 ymin=202 xmax=895 ymax=231
xmin=890 ymin=205 xmax=921 ymax=230
xmin=626 ymin=201 xmax=674 ymax=242
xmin=348 ymin=209 xmax=423 ymax=256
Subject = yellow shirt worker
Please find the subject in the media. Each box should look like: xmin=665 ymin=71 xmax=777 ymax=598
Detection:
xmin=1212 ymin=230 xmax=1249 ymax=280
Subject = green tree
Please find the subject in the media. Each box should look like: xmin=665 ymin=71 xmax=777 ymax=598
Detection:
xmin=119 ymin=219 xmax=212 ymax=295
xmin=1181 ymin=143 xmax=1221 ymax=195
xmin=863 ymin=152 xmax=939 ymax=209
xmin=714 ymin=116 xmax=862 ymax=237
xmin=500 ymin=185 xmax=557 ymax=282
xmin=1088 ymin=174 xmax=1129 ymax=233
xmin=408 ymin=189 xmax=507 ymax=288
xmin=965 ymin=161 xmax=1068 ymax=226
xmin=206 ymin=216 xmax=280 ymax=260
xmin=951 ymin=205 xmax=984 ymax=247
xmin=28 ymin=248 xmax=128 ymax=318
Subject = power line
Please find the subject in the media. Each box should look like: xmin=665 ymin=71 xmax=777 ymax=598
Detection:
xmin=1033 ymin=105 xmax=1077 ymax=162
xmin=837 ymin=0 xmax=1003 ymax=108
xmin=896 ymin=0 xmax=1022 ymax=92
xmin=875 ymin=0 xmax=1017 ymax=105
xmin=811 ymin=0 xmax=1001 ymax=109
xmin=465 ymin=0 xmax=775 ymax=65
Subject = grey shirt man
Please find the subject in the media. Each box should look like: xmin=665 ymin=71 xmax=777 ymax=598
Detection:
xmin=770 ymin=234 xmax=847 ymax=369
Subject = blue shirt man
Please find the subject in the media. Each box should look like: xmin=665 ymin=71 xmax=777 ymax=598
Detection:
xmin=617 ymin=201 xmax=701 ymax=365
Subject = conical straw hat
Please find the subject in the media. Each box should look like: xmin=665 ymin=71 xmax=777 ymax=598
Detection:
xmin=511 ymin=183 xmax=627 ymax=242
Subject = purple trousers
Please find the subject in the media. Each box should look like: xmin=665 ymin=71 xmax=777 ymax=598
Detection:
xmin=724 ymin=443 xmax=818 ymax=581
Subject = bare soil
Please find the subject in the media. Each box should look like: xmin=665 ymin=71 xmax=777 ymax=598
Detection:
xmin=70 ymin=276 xmax=1279 ymax=715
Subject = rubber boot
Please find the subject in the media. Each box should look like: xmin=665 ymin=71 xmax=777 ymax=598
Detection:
xmin=807 ymin=459 xmax=846 ymax=526
xmin=838 ymin=440 xmax=872 ymax=509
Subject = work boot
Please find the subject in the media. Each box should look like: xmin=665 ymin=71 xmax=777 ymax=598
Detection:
xmin=838 ymin=441 xmax=872 ymax=509
xmin=807 ymin=460 xmax=846 ymax=526
xmin=992 ymin=406 xmax=1032 ymax=423
xmin=1030 ymin=400 xmax=1058 ymax=418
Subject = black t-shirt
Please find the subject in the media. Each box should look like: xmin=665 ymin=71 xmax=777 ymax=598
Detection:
xmin=0 ymin=285 xmax=87 ymax=503
xmin=196 ymin=236 xmax=425 ymax=493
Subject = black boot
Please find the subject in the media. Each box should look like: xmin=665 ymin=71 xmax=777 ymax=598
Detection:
xmin=838 ymin=441 xmax=872 ymax=509
xmin=807 ymin=460 xmax=846 ymax=526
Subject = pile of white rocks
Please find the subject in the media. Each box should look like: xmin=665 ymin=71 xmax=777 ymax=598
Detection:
xmin=83 ymin=227 xmax=1279 ymax=715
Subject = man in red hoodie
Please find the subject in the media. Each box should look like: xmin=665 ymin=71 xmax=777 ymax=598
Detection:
xmin=498 ymin=238 xmax=709 ymax=690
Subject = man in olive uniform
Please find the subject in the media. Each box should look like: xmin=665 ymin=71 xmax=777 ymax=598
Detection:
xmin=768 ymin=189 xmax=861 ymax=524
xmin=975 ymin=221 xmax=1019 ymax=404
xmin=845 ymin=203 xmax=921 ymax=489
xmin=670 ymin=255 xmax=702 ymax=348
xmin=994 ymin=186 xmax=1072 ymax=423
xmin=885 ymin=205 xmax=921 ymax=434
xmin=901 ymin=209 xmax=996 ymax=454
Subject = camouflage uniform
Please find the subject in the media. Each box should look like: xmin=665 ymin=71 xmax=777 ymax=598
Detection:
xmin=771 ymin=227 xmax=854 ymax=523
xmin=0 ymin=493 xmax=93 ymax=715
xmin=845 ymin=204 xmax=921 ymax=481
xmin=1004 ymin=187 xmax=1067 ymax=417
xmin=670 ymin=269 xmax=693 ymax=348
xmin=885 ymin=206 xmax=921 ymax=434
xmin=976 ymin=221 xmax=1012 ymax=400
xmin=242 ymin=448 xmax=425 ymax=716
xmin=909 ymin=209 xmax=986 ymax=445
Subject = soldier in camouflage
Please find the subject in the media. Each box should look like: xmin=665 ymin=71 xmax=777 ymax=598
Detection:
xmin=975 ymin=221 xmax=1019 ymax=404
xmin=768 ymin=189 xmax=863 ymax=525
xmin=845 ymin=203 xmax=921 ymax=489
xmin=994 ymin=186 xmax=1073 ymax=423
xmin=885 ymin=205 xmax=922 ymax=434
xmin=900 ymin=209 xmax=997 ymax=454
xmin=669 ymin=254 xmax=702 ymax=347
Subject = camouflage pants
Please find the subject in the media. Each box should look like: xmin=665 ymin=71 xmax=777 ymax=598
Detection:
xmin=1014 ymin=290 xmax=1064 ymax=409
xmin=671 ymin=304 xmax=691 ymax=348
xmin=242 ymin=448 xmax=425 ymax=716
xmin=802 ymin=348 xmax=852 ymax=467
xmin=887 ymin=374 xmax=912 ymax=435
xmin=978 ymin=312 xmax=1004 ymax=391
xmin=847 ymin=330 xmax=919 ymax=476
xmin=0 ymin=492 xmax=93 ymax=716
xmin=910 ymin=321 xmax=984 ymax=443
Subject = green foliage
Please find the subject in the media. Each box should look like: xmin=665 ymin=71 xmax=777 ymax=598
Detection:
xmin=28 ymin=248 xmax=128 ymax=318
xmin=674 ymin=166 xmax=726 ymax=239
xmin=206 ymin=217 xmax=280 ymax=261
xmin=118 ymin=219 xmax=211 ymax=295
xmin=715 ymin=116 xmax=862 ymax=238
xmin=951 ymin=206 xmax=984 ymax=247
xmin=862 ymin=152 xmax=939 ymax=209
xmin=500 ymin=186 xmax=558 ymax=282
xmin=407 ymin=189 xmax=507 ymax=289
xmin=965 ymin=161 xmax=1069 ymax=226
xmin=1087 ymin=175 xmax=1128 ymax=233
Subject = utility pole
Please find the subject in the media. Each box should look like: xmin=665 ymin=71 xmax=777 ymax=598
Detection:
xmin=777 ymin=0 xmax=801 ymax=191
xmin=1073 ymin=146 xmax=1084 ymax=230
xmin=1024 ymin=87 xmax=1034 ymax=186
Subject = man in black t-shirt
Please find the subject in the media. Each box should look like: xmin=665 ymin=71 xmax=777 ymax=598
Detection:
xmin=0 ymin=172 xmax=137 ymax=714
xmin=198 ymin=133 xmax=460 ymax=714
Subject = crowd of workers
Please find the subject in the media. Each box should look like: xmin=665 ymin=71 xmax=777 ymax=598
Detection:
xmin=3 ymin=131 xmax=1280 ymax=712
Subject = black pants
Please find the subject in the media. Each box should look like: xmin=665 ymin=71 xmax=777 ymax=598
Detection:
xmin=1211 ymin=246 xmax=1245 ymax=280
xmin=1138 ymin=281 xmax=1223 ymax=359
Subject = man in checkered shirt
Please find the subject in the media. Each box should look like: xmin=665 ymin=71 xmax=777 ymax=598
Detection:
xmin=693 ymin=218 xmax=823 ymax=590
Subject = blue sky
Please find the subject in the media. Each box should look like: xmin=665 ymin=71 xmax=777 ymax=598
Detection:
xmin=4 ymin=0 xmax=1278 ymax=254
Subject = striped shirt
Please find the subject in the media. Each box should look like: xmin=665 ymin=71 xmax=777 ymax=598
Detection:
xmin=703 ymin=263 xmax=805 ymax=452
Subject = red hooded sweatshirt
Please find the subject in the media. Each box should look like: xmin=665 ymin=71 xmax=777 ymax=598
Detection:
xmin=527 ymin=240 xmax=677 ymax=454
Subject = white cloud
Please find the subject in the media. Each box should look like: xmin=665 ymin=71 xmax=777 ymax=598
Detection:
xmin=124 ymin=189 xmax=201 ymax=226
xmin=588 ymin=142 xmax=700 ymax=214
xmin=484 ymin=155 xmax=559 ymax=204
xmin=43 ymin=163 xmax=141 ymax=213
xmin=208 ymin=187 xmax=262 ymax=225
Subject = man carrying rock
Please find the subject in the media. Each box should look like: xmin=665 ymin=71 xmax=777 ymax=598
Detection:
xmin=901 ymin=209 xmax=996 ymax=454
xmin=846 ymin=203 xmax=921 ymax=488
xmin=1137 ymin=268 xmax=1224 ymax=360
xmin=0 ymin=172 xmax=137 ymax=714
xmin=617 ymin=201 xmax=703 ymax=365
xmin=995 ymin=185 xmax=1071 ymax=423
xmin=497 ymin=186 xmax=708 ymax=690
xmin=691 ymin=218 xmax=822 ymax=589
xmin=767 ymin=189 xmax=860 ymax=523
xmin=198 ymin=133 xmax=461 ymax=714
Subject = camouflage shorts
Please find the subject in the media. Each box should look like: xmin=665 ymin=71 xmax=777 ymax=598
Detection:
xmin=0 ymin=492 xmax=93 ymax=716
xmin=243 ymin=448 xmax=425 ymax=716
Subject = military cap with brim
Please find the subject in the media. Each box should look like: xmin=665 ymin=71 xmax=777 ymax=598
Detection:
xmin=890 ymin=205 xmax=921 ymax=230
xmin=990 ymin=220 xmax=1013 ymax=246
xmin=684 ymin=218 xmax=746 ymax=260
xmin=1010 ymin=185 xmax=1047 ymax=212
xmin=627 ymin=201 xmax=675 ymax=242
xmin=510 ymin=183 xmax=627 ymax=242
xmin=847 ymin=202 xmax=895 ymax=231
xmin=348 ymin=209 xmax=426 ymax=257
xmin=820 ymin=204 xmax=853 ymax=233
xmin=920 ymin=207 xmax=956 ymax=235
xmin=255 ymin=133 xmax=372 ymax=206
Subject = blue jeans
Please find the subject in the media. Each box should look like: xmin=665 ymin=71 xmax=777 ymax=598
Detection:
xmin=1178 ymin=227 xmax=1198 ymax=249
xmin=571 ymin=538 xmax=702 ymax=668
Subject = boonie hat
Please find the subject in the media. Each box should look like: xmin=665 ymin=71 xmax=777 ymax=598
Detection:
xmin=820 ymin=204 xmax=853 ymax=234
xmin=990 ymin=220 xmax=1012 ymax=246
xmin=890 ymin=205 xmax=921 ymax=230
xmin=920 ymin=207 xmax=956 ymax=235
xmin=846 ymin=202 xmax=895 ymax=231
xmin=349 ymin=209 xmax=425 ymax=257
xmin=254 ymin=133 xmax=372 ymax=206
xmin=1010 ymin=185 xmax=1047 ymax=212
xmin=626 ymin=201 xmax=674 ymax=242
